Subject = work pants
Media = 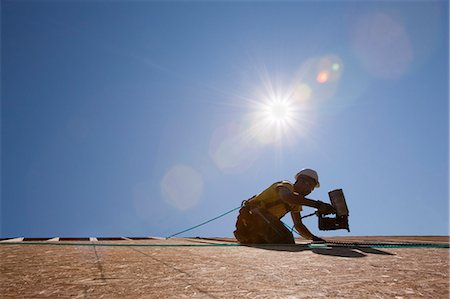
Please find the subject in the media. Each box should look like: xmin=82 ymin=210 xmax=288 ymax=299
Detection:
xmin=233 ymin=205 xmax=295 ymax=244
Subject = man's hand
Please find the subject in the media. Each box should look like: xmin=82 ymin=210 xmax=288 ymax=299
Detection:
xmin=316 ymin=201 xmax=336 ymax=215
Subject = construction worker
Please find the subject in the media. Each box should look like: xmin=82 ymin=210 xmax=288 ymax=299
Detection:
xmin=234 ymin=168 xmax=336 ymax=244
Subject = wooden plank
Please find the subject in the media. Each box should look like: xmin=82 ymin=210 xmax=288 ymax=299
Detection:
xmin=148 ymin=236 xmax=164 ymax=240
xmin=0 ymin=237 xmax=24 ymax=243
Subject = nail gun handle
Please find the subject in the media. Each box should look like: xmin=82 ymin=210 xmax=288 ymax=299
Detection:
xmin=316 ymin=201 xmax=336 ymax=215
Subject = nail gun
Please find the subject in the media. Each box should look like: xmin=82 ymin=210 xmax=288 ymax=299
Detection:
xmin=318 ymin=189 xmax=350 ymax=232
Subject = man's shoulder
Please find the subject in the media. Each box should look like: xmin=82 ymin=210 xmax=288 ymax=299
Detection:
xmin=273 ymin=180 xmax=293 ymax=187
xmin=272 ymin=181 xmax=294 ymax=191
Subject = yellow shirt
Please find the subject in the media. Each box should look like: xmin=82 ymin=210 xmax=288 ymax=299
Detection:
xmin=249 ymin=181 xmax=302 ymax=219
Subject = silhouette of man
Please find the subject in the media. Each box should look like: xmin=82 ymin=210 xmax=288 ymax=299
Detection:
xmin=234 ymin=168 xmax=335 ymax=244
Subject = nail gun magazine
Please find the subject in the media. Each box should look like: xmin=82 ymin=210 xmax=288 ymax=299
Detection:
xmin=317 ymin=189 xmax=350 ymax=232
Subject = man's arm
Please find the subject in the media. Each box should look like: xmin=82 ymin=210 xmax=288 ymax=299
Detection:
xmin=277 ymin=185 xmax=334 ymax=213
xmin=291 ymin=211 xmax=324 ymax=241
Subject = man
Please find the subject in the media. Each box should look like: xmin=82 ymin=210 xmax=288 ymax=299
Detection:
xmin=233 ymin=168 xmax=335 ymax=244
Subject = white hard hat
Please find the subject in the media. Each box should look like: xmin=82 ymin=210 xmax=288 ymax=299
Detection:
xmin=295 ymin=168 xmax=320 ymax=188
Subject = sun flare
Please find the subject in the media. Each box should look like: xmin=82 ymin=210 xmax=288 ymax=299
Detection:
xmin=246 ymin=96 xmax=300 ymax=145
xmin=237 ymin=67 xmax=320 ymax=146
xmin=264 ymin=100 xmax=293 ymax=124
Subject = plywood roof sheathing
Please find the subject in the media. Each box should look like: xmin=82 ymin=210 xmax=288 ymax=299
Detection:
xmin=0 ymin=237 xmax=24 ymax=243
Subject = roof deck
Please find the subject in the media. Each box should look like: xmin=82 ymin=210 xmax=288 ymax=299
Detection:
xmin=1 ymin=236 xmax=448 ymax=298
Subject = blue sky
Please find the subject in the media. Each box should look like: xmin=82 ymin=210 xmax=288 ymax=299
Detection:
xmin=1 ymin=1 xmax=448 ymax=238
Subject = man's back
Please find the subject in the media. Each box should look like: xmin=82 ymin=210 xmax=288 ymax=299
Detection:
xmin=249 ymin=181 xmax=302 ymax=219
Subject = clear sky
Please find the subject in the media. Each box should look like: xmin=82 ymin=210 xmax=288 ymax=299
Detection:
xmin=1 ymin=1 xmax=448 ymax=238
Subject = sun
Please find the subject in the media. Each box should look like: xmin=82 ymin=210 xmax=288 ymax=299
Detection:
xmin=246 ymin=97 xmax=298 ymax=145
xmin=238 ymin=71 xmax=313 ymax=146
xmin=264 ymin=100 xmax=293 ymax=124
